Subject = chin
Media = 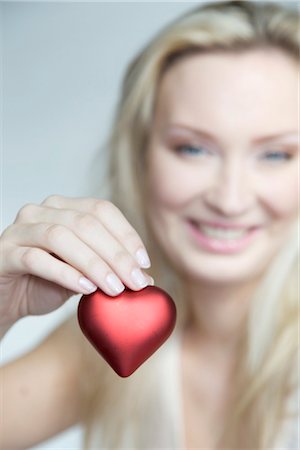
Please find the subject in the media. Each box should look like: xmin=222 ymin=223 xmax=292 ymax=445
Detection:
xmin=173 ymin=251 xmax=273 ymax=286
xmin=183 ymin=267 xmax=258 ymax=286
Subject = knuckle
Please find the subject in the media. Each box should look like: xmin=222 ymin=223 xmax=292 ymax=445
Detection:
xmin=44 ymin=224 xmax=66 ymax=245
xmin=74 ymin=213 xmax=98 ymax=233
xmin=112 ymin=249 xmax=132 ymax=267
xmin=42 ymin=194 xmax=63 ymax=207
xmin=15 ymin=203 xmax=37 ymax=222
xmin=86 ymin=255 xmax=102 ymax=273
xmin=93 ymin=199 xmax=117 ymax=217
xmin=21 ymin=248 xmax=40 ymax=269
xmin=122 ymin=229 xmax=141 ymax=246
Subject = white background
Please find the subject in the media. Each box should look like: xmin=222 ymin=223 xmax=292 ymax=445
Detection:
xmin=0 ymin=1 xmax=297 ymax=449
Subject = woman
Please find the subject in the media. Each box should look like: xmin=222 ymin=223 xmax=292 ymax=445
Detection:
xmin=0 ymin=1 xmax=298 ymax=449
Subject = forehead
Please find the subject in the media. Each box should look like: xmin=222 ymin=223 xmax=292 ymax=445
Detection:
xmin=154 ymin=49 xmax=298 ymax=133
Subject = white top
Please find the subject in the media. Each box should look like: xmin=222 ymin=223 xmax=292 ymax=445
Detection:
xmin=89 ymin=332 xmax=299 ymax=449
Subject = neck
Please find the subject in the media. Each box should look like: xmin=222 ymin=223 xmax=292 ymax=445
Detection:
xmin=183 ymin=278 xmax=261 ymax=358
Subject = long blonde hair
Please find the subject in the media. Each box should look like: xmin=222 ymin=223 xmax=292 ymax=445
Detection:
xmin=83 ymin=2 xmax=299 ymax=448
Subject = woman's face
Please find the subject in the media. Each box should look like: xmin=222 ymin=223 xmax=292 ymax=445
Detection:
xmin=145 ymin=49 xmax=299 ymax=284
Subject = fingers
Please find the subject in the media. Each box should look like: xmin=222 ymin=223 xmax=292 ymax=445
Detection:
xmin=6 ymin=246 xmax=98 ymax=295
xmin=85 ymin=201 xmax=151 ymax=269
xmin=8 ymin=196 xmax=154 ymax=297
xmin=6 ymin=221 xmax=152 ymax=296
xmin=15 ymin=198 xmax=151 ymax=269
xmin=42 ymin=197 xmax=151 ymax=265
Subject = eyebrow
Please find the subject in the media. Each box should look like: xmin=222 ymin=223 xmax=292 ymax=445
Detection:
xmin=165 ymin=124 xmax=299 ymax=145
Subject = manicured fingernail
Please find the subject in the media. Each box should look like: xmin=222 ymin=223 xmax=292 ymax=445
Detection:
xmin=131 ymin=268 xmax=148 ymax=288
xmin=135 ymin=248 xmax=151 ymax=268
xmin=79 ymin=277 xmax=97 ymax=293
xmin=106 ymin=273 xmax=125 ymax=294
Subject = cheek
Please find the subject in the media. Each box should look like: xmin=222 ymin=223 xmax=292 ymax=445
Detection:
xmin=146 ymin=149 xmax=207 ymax=209
xmin=146 ymin=156 xmax=186 ymax=209
xmin=258 ymin=169 xmax=299 ymax=219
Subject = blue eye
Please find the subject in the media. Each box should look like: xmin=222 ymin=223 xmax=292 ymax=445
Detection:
xmin=175 ymin=145 xmax=210 ymax=156
xmin=261 ymin=151 xmax=292 ymax=162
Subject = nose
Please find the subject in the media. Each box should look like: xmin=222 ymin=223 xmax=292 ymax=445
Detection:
xmin=203 ymin=159 xmax=255 ymax=217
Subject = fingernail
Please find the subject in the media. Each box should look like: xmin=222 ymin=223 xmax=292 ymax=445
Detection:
xmin=135 ymin=248 xmax=151 ymax=268
xmin=149 ymin=276 xmax=155 ymax=286
xmin=106 ymin=273 xmax=125 ymax=294
xmin=131 ymin=268 xmax=148 ymax=288
xmin=79 ymin=277 xmax=97 ymax=293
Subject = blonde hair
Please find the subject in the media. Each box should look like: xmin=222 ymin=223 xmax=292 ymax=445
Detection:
xmin=83 ymin=2 xmax=299 ymax=448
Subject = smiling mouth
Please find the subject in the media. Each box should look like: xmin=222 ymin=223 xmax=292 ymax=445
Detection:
xmin=189 ymin=221 xmax=254 ymax=240
xmin=186 ymin=219 xmax=260 ymax=253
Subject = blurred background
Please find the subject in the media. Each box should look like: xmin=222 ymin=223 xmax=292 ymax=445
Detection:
xmin=1 ymin=1 xmax=297 ymax=448
xmin=1 ymin=1 xmax=197 ymax=448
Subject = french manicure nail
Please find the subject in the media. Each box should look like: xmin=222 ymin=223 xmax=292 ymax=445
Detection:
xmin=79 ymin=277 xmax=97 ymax=293
xmin=135 ymin=248 xmax=151 ymax=268
xmin=131 ymin=268 xmax=148 ymax=288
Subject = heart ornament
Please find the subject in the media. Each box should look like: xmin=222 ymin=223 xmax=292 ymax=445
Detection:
xmin=77 ymin=285 xmax=177 ymax=377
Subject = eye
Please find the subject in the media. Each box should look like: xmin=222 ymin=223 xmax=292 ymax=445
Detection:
xmin=174 ymin=144 xmax=211 ymax=156
xmin=260 ymin=151 xmax=292 ymax=162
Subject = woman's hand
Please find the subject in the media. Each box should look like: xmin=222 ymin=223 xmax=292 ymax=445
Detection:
xmin=0 ymin=195 xmax=153 ymax=326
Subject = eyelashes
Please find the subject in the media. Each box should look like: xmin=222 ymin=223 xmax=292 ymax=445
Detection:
xmin=171 ymin=143 xmax=294 ymax=164
xmin=173 ymin=144 xmax=211 ymax=156
xmin=260 ymin=151 xmax=293 ymax=162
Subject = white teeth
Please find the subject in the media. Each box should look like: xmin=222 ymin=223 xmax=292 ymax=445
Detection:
xmin=199 ymin=225 xmax=248 ymax=240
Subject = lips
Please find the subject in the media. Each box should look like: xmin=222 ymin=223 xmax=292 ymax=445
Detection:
xmin=188 ymin=219 xmax=256 ymax=237
xmin=186 ymin=219 xmax=260 ymax=254
xmin=187 ymin=218 xmax=258 ymax=231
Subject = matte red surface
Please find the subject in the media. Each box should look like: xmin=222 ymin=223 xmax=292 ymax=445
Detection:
xmin=77 ymin=286 xmax=177 ymax=377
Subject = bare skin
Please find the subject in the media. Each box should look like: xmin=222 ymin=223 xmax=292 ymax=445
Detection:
xmin=146 ymin=49 xmax=298 ymax=448
xmin=0 ymin=196 xmax=153 ymax=448
xmin=0 ymin=48 xmax=298 ymax=449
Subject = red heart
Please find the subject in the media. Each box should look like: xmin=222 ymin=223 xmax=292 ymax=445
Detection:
xmin=77 ymin=286 xmax=177 ymax=377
